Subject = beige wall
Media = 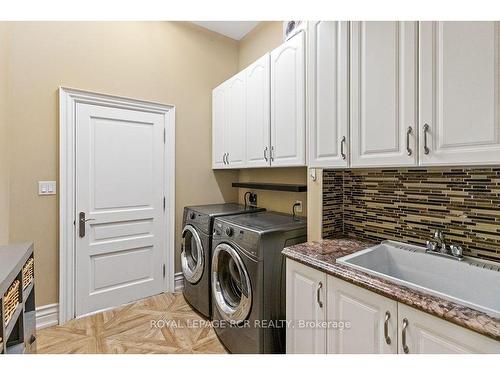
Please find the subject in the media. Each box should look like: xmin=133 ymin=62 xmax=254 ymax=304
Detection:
xmin=238 ymin=21 xmax=284 ymax=70
xmin=0 ymin=24 xmax=9 ymax=245
xmin=237 ymin=22 xmax=308 ymax=217
xmin=4 ymin=21 xmax=239 ymax=306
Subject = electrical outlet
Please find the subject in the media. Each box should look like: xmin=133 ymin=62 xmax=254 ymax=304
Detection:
xmin=249 ymin=192 xmax=257 ymax=207
xmin=294 ymin=200 xmax=303 ymax=213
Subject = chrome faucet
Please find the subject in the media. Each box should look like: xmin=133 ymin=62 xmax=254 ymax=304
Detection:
xmin=426 ymin=229 xmax=464 ymax=261
xmin=433 ymin=230 xmax=447 ymax=253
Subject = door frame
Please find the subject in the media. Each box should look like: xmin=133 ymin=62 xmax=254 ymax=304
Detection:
xmin=58 ymin=87 xmax=176 ymax=324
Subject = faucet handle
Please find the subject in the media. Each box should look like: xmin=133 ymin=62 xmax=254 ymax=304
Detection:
xmin=426 ymin=240 xmax=438 ymax=252
xmin=450 ymin=245 xmax=464 ymax=259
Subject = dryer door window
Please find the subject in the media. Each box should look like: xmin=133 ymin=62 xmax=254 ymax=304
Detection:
xmin=212 ymin=243 xmax=252 ymax=324
xmin=181 ymin=225 xmax=204 ymax=284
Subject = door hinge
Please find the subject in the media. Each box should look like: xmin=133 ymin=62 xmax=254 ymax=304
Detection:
xmin=163 ymin=264 xmax=166 ymax=279
xmin=163 ymin=196 xmax=166 ymax=211
xmin=163 ymin=128 xmax=166 ymax=144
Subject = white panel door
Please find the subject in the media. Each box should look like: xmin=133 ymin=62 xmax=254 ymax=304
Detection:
xmin=419 ymin=22 xmax=500 ymax=166
xmin=308 ymin=21 xmax=349 ymax=168
xmin=270 ymin=32 xmax=306 ymax=167
xmin=76 ymin=103 xmax=165 ymax=317
xmin=212 ymin=83 xmax=226 ymax=169
xmin=245 ymin=53 xmax=271 ymax=167
xmin=327 ymin=277 xmax=397 ymax=354
xmin=225 ymin=71 xmax=246 ymax=168
xmin=350 ymin=21 xmax=417 ymax=167
xmin=398 ymin=304 xmax=500 ymax=354
xmin=286 ymin=259 xmax=326 ymax=354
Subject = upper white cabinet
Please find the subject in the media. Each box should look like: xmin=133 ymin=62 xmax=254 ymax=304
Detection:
xmin=215 ymin=21 xmax=500 ymax=170
xmin=270 ymin=31 xmax=306 ymax=167
xmin=419 ymin=21 xmax=500 ymax=166
xmin=327 ymin=276 xmax=397 ymax=354
xmin=350 ymin=21 xmax=418 ymax=167
xmin=212 ymin=83 xmax=227 ymax=169
xmin=308 ymin=21 xmax=349 ymax=168
xmin=212 ymin=33 xmax=305 ymax=170
xmin=212 ymin=72 xmax=246 ymax=169
xmin=225 ymin=71 xmax=247 ymax=168
xmin=286 ymin=259 xmax=326 ymax=354
xmin=245 ymin=53 xmax=271 ymax=167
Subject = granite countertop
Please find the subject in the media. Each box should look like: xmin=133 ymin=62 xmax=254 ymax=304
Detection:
xmin=282 ymin=238 xmax=500 ymax=341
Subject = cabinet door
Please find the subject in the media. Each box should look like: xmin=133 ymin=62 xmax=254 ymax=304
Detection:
xmin=212 ymin=83 xmax=226 ymax=169
xmin=225 ymin=71 xmax=246 ymax=168
xmin=286 ymin=259 xmax=326 ymax=354
xmin=308 ymin=21 xmax=349 ymax=168
xmin=245 ymin=53 xmax=271 ymax=167
xmin=350 ymin=21 xmax=417 ymax=167
xmin=327 ymin=276 xmax=397 ymax=354
xmin=398 ymin=304 xmax=500 ymax=354
xmin=270 ymin=32 xmax=306 ymax=167
xmin=419 ymin=22 xmax=500 ymax=166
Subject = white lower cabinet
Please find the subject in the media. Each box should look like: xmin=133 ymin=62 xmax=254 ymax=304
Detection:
xmin=286 ymin=259 xmax=326 ymax=354
xmin=327 ymin=277 xmax=397 ymax=354
xmin=398 ymin=304 xmax=500 ymax=354
xmin=286 ymin=261 xmax=500 ymax=354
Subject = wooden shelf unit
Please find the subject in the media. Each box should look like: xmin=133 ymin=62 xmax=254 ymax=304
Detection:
xmin=0 ymin=243 xmax=35 ymax=354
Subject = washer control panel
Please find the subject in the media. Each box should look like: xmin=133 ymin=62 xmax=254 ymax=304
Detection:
xmin=213 ymin=221 xmax=260 ymax=259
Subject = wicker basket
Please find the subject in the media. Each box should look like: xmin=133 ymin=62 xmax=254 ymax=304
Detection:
xmin=3 ymin=279 xmax=20 ymax=326
xmin=22 ymin=257 xmax=34 ymax=289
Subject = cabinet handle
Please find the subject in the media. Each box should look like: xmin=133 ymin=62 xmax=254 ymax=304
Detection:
xmin=406 ymin=126 xmax=413 ymax=156
xmin=316 ymin=282 xmax=323 ymax=308
xmin=402 ymin=318 xmax=409 ymax=354
xmin=270 ymin=146 xmax=275 ymax=162
xmin=384 ymin=311 xmax=392 ymax=345
xmin=264 ymin=146 xmax=268 ymax=161
xmin=227 ymin=153 xmax=230 ymax=164
xmin=423 ymin=124 xmax=430 ymax=155
xmin=223 ymin=153 xmax=227 ymax=164
xmin=340 ymin=136 xmax=346 ymax=160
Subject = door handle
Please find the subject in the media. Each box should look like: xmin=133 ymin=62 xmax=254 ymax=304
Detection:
xmin=226 ymin=153 xmax=230 ymax=164
xmin=423 ymin=124 xmax=430 ymax=155
xmin=402 ymin=318 xmax=409 ymax=354
xmin=79 ymin=212 xmax=95 ymax=238
xmin=384 ymin=311 xmax=392 ymax=345
xmin=264 ymin=146 xmax=268 ymax=161
xmin=340 ymin=136 xmax=346 ymax=160
xmin=406 ymin=126 xmax=413 ymax=156
xmin=223 ymin=153 xmax=227 ymax=164
xmin=316 ymin=281 xmax=323 ymax=308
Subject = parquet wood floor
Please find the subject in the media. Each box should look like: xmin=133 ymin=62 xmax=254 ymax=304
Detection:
xmin=36 ymin=293 xmax=227 ymax=354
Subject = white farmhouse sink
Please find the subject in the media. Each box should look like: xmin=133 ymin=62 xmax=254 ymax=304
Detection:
xmin=337 ymin=241 xmax=500 ymax=318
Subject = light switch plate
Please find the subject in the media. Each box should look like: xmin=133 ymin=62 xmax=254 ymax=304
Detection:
xmin=38 ymin=181 xmax=56 ymax=195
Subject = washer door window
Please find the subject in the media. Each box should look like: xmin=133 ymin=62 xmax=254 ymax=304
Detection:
xmin=212 ymin=243 xmax=252 ymax=323
xmin=181 ymin=225 xmax=204 ymax=284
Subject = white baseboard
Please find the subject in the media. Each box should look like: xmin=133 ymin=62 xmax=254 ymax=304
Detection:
xmin=174 ymin=272 xmax=184 ymax=292
xmin=36 ymin=303 xmax=59 ymax=329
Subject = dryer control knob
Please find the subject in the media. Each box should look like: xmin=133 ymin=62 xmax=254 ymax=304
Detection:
xmin=225 ymin=227 xmax=234 ymax=237
xmin=189 ymin=212 xmax=195 ymax=220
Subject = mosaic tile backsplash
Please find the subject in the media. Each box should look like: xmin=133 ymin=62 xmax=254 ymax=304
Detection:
xmin=323 ymin=168 xmax=500 ymax=262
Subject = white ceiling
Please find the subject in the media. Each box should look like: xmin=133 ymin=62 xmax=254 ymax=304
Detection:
xmin=192 ymin=21 xmax=260 ymax=40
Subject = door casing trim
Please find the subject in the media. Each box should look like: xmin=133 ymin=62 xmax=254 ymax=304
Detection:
xmin=59 ymin=87 xmax=176 ymax=324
